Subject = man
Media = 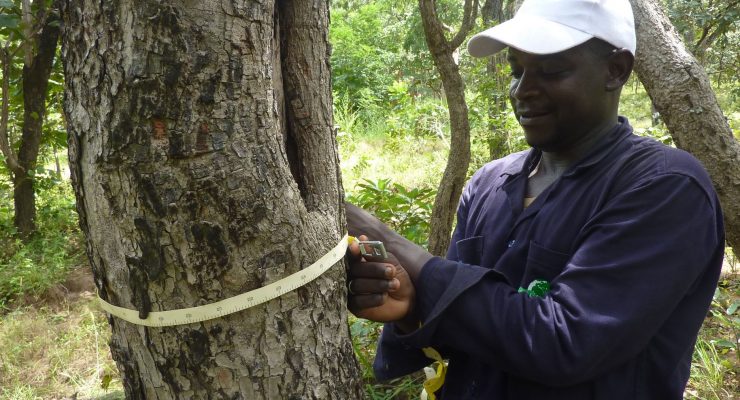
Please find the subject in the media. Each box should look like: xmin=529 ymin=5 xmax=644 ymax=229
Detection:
xmin=345 ymin=0 xmax=725 ymax=398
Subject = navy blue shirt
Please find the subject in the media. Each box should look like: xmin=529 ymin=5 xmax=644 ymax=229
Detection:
xmin=373 ymin=118 xmax=724 ymax=399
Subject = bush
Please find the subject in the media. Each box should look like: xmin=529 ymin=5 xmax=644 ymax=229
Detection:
xmin=347 ymin=178 xmax=435 ymax=247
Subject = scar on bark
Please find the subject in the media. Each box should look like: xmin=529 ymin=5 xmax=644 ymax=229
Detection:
xmin=196 ymin=122 xmax=209 ymax=152
xmin=152 ymin=118 xmax=167 ymax=140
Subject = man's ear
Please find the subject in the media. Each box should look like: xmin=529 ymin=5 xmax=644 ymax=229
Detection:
xmin=605 ymin=50 xmax=634 ymax=91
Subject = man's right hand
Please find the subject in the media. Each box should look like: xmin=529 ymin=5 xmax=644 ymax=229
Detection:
xmin=346 ymin=235 xmax=416 ymax=324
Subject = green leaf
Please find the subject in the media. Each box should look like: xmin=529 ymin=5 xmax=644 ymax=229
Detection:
xmin=0 ymin=1 xmax=14 ymax=9
xmin=0 ymin=13 xmax=18 ymax=28
xmin=712 ymin=339 xmax=736 ymax=349
xmin=727 ymin=300 xmax=739 ymax=315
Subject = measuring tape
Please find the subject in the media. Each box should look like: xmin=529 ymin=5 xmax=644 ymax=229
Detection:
xmin=98 ymin=234 xmax=348 ymax=327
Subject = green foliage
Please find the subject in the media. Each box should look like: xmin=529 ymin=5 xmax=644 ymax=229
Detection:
xmin=349 ymin=316 xmax=424 ymax=399
xmin=350 ymin=316 xmax=383 ymax=381
xmin=0 ymin=0 xmax=19 ymax=32
xmin=0 ymin=181 xmax=83 ymax=309
xmin=348 ymin=178 xmax=435 ymax=247
xmin=664 ymin=0 xmax=739 ymax=99
xmin=329 ymin=2 xmax=404 ymax=111
xmin=385 ymin=80 xmax=450 ymax=139
xmin=708 ymin=278 xmax=740 ymax=356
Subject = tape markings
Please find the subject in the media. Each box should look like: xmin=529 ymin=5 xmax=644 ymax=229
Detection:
xmin=98 ymin=234 xmax=349 ymax=327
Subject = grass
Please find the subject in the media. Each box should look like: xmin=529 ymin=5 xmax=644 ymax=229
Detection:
xmin=687 ymin=338 xmax=735 ymax=399
xmin=336 ymin=102 xmax=451 ymax=190
xmin=687 ymin=257 xmax=740 ymax=398
xmin=0 ymin=298 xmax=124 ymax=399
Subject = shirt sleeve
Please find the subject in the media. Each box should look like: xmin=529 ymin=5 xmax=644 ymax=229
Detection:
xmin=388 ymin=172 xmax=723 ymax=386
xmin=373 ymin=177 xmax=476 ymax=380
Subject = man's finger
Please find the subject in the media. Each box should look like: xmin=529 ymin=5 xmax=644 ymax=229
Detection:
xmin=346 ymin=239 xmax=362 ymax=261
xmin=348 ymin=293 xmax=387 ymax=311
xmin=349 ymin=261 xmax=395 ymax=279
xmin=349 ymin=277 xmax=398 ymax=294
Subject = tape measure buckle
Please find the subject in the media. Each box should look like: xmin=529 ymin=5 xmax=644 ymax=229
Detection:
xmin=358 ymin=240 xmax=387 ymax=259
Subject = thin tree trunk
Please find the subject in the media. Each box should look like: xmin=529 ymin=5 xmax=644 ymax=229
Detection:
xmin=631 ymin=0 xmax=740 ymax=253
xmin=61 ymin=1 xmax=362 ymax=398
xmin=13 ymin=2 xmax=60 ymax=239
xmin=419 ymin=0 xmax=476 ymax=256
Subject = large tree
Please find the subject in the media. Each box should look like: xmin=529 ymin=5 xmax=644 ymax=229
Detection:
xmin=630 ymin=0 xmax=740 ymax=253
xmin=61 ymin=1 xmax=362 ymax=398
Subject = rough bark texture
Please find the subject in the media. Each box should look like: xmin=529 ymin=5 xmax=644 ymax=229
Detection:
xmin=61 ymin=1 xmax=362 ymax=398
xmin=11 ymin=4 xmax=60 ymax=239
xmin=419 ymin=0 xmax=475 ymax=256
xmin=631 ymin=0 xmax=740 ymax=253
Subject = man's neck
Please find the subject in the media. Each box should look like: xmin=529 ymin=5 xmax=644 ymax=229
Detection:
xmin=539 ymin=119 xmax=618 ymax=173
xmin=526 ymin=119 xmax=619 ymax=199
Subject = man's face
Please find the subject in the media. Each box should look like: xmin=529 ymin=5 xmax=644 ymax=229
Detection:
xmin=507 ymin=43 xmax=614 ymax=153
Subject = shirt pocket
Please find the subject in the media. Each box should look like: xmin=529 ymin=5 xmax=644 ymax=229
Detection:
xmin=455 ymin=236 xmax=484 ymax=265
xmin=522 ymin=240 xmax=571 ymax=284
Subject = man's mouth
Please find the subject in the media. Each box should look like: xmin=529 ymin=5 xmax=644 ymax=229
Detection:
xmin=517 ymin=110 xmax=551 ymax=125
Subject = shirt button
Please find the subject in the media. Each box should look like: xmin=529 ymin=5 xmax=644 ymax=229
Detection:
xmin=507 ymin=240 xmax=516 ymax=248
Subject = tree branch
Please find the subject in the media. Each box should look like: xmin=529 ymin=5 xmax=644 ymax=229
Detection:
xmin=450 ymin=0 xmax=479 ymax=50
xmin=691 ymin=0 xmax=739 ymax=53
xmin=418 ymin=0 xmax=447 ymax=50
xmin=0 ymin=43 xmax=20 ymax=174
xmin=22 ymin=0 xmax=32 ymax=67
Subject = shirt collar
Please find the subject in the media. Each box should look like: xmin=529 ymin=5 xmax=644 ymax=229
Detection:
xmin=563 ymin=116 xmax=633 ymax=176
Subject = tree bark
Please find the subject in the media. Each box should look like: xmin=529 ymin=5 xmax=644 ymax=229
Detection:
xmin=61 ymin=1 xmax=362 ymax=398
xmin=10 ymin=2 xmax=60 ymax=239
xmin=630 ymin=0 xmax=740 ymax=253
xmin=419 ymin=0 xmax=476 ymax=256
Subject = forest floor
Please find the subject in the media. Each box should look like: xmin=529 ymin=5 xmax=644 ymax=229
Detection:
xmin=0 ymin=266 xmax=125 ymax=399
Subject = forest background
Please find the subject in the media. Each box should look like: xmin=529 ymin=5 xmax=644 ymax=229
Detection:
xmin=0 ymin=0 xmax=737 ymax=398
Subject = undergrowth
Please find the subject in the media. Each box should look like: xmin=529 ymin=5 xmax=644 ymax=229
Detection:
xmin=0 ymin=181 xmax=84 ymax=311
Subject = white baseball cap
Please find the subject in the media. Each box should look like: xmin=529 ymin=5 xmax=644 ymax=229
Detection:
xmin=467 ymin=0 xmax=636 ymax=57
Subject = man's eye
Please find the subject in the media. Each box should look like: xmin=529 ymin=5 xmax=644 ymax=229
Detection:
xmin=541 ymin=65 xmax=568 ymax=76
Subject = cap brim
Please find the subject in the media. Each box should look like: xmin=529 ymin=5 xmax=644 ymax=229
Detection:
xmin=468 ymin=14 xmax=593 ymax=57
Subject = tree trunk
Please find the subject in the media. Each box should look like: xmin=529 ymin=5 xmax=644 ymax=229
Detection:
xmin=61 ymin=1 xmax=363 ymax=398
xmin=630 ymin=0 xmax=740 ymax=254
xmin=12 ymin=3 xmax=60 ymax=239
xmin=419 ymin=0 xmax=475 ymax=256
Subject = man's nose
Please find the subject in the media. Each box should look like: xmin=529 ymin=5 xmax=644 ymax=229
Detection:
xmin=510 ymin=71 xmax=540 ymax=101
